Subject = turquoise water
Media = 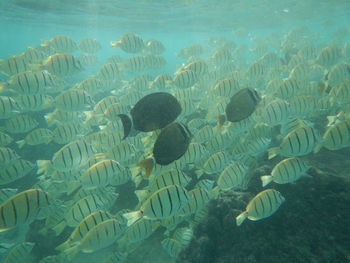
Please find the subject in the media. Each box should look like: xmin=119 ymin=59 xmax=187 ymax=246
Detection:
xmin=1 ymin=1 xmax=350 ymax=263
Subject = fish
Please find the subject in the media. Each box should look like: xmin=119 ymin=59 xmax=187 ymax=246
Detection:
xmin=211 ymin=77 xmax=240 ymax=98
xmin=236 ymin=189 xmax=285 ymax=226
xmin=41 ymin=53 xmax=83 ymax=76
xmin=170 ymin=70 xmax=198 ymax=89
xmin=201 ymin=151 xmax=230 ymax=175
xmin=147 ymin=169 xmax=191 ymax=193
xmin=65 ymin=193 xmax=118 ymax=227
xmin=64 ymin=219 xmax=125 ymax=260
xmin=56 ymin=210 xmax=112 ymax=251
xmin=3 ymin=114 xmax=39 ymax=134
xmin=75 ymin=77 xmax=104 ymax=96
xmin=96 ymin=62 xmax=121 ymax=81
xmin=79 ymin=38 xmax=101 ymax=53
xmin=36 ymin=139 xmax=96 ymax=174
xmin=138 ymin=122 xmax=192 ymax=177
xmin=268 ymin=125 xmax=319 ymax=159
xmin=4 ymin=70 xmax=62 ymax=94
xmin=172 ymin=227 xmax=193 ymax=246
xmin=179 ymin=188 xmax=212 ymax=216
xmin=161 ymin=238 xmax=183 ymax=258
xmin=217 ymin=162 xmax=249 ymax=191
xmin=110 ymin=33 xmax=145 ymax=53
xmin=0 ymin=188 xmax=18 ymax=202
xmin=0 ymin=189 xmax=50 ymax=232
xmin=0 ymin=147 xmax=20 ymax=168
xmin=52 ymin=123 xmax=88 ymax=144
xmin=120 ymin=92 xmax=182 ymax=137
xmin=0 ymin=131 xmax=14 ymax=146
xmin=123 ymin=185 xmax=191 ymax=226
xmin=14 ymin=94 xmax=53 ymax=112
xmin=261 ymin=157 xmax=310 ymax=187
xmin=314 ymin=118 xmax=350 ymax=152
xmin=257 ymin=99 xmax=291 ymax=126
xmin=42 ymin=35 xmax=78 ymax=53
xmin=0 ymin=159 xmax=35 ymax=185
xmin=315 ymin=46 xmax=342 ymax=68
xmin=0 ymin=55 xmax=29 ymax=76
xmin=0 ymin=96 xmax=21 ymax=119
xmin=143 ymin=39 xmax=165 ymax=55
xmin=151 ymin=73 xmax=173 ymax=90
xmin=122 ymin=218 xmax=157 ymax=243
xmin=2 ymin=242 xmax=35 ymax=263
xmin=218 ymin=88 xmax=261 ymax=125
xmin=54 ymin=89 xmax=95 ymax=111
xmin=80 ymin=159 xmax=131 ymax=187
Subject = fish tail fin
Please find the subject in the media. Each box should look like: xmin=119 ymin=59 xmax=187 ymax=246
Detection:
xmin=313 ymin=143 xmax=323 ymax=154
xmin=110 ymin=40 xmax=121 ymax=48
xmin=267 ymin=147 xmax=279 ymax=159
xmin=236 ymin=211 xmax=248 ymax=226
xmin=194 ymin=169 xmax=204 ymax=179
xmin=260 ymin=175 xmax=273 ymax=187
xmin=123 ymin=210 xmax=142 ymax=226
xmin=16 ymin=140 xmax=26 ymax=149
xmin=215 ymin=114 xmax=226 ymax=128
xmin=36 ymin=160 xmax=52 ymax=175
xmin=134 ymin=190 xmax=149 ymax=203
xmin=44 ymin=112 xmax=58 ymax=127
xmin=43 ymin=136 xmax=53 ymax=144
xmin=210 ymin=186 xmax=220 ymax=200
xmin=137 ymin=157 xmax=155 ymax=177
xmin=51 ymin=220 xmax=67 ymax=236
xmin=0 ymin=82 xmax=8 ymax=93
xmin=62 ymin=245 xmax=80 ymax=261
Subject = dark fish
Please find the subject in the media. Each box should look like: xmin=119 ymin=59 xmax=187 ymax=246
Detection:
xmin=118 ymin=114 xmax=132 ymax=139
xmin=138 ymin=122 xmax=192 ymax=176
xmin=224 ymin=88 xmax=260 ymax=123
xmin=131 ymin=92 xmax=182 ymax=132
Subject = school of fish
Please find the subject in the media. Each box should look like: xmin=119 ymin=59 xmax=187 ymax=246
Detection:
xmin=0 ymin=27 xmax=350 ymax=262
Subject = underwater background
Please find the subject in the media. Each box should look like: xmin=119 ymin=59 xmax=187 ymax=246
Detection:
xmin=0 ymin=0 xmax=350 ymax=262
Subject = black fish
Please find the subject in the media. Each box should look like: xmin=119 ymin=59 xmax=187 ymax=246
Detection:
xmin=218 ymin=88 xmax=260 ymax=125
xmin=138 ymin=122 xmax=192 ymax=176
xmin=119 ymin=92 xmax=182 ymax=138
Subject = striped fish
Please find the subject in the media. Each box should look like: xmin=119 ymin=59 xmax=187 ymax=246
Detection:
xmin=161 ymin=238 xmax=183 ymax=258
xmin=65 ymin=193 xmax=118 ymax=227
xmin=151 ymin=73 xmax=172 ymax=90
xmin=0 ymin=131 xmax=13 ymax=146
xmin=0 ymin=147 xmax=20 ymax=168
xmin=171 ymin=70 xmax=198 ymax=89
xmin=0 ymin=189 xmax=50 ymax=231
xmin=56 ymin=210 xmax=112 ymax=251
xmin=268 ymin=125 xmax=319 ymax=159
xmin=179 ymin=142 xmax=209 ymax=165
xmin=79 ymin=38 xmax=101 ymax=53
xmin=80 ymin=159 xmax=130 ymax=187
xmin=258 ymin=99 xmax=290 ymax=126
xmin=76 ymin=77 xmax=104 ymax=96
xmin=212 ymin=77 xmax=240 ymax=98
xmin=37 ymin=139 xmax=96 ymax=173
xmin=193 ymin=125 xmax=214 ymax=144
xmin=55 ymin=89 xmax=95 ymax=111
xmin=0 ymin=96 xmax=21 ymax=119
xmin=107 ymin=141 xmax=138 ymax=166
xmin=316 ymin=46 xmax=342 ymax=67
xmin=52 ymin=123 xmax=88 ymax=145
xmin=148 ymin=169 xmax=191 ymax=193
xmin=217 ymin=162 xmax=249 ymax=191
xmin=202 ymin=151 xmax=230 ymax=175
xmin=110 ymin=33 xmax=145 ymax=53
xmin=4 ymin=114 xmax=38 ymax=134
xmin=173 ymin=227 xmax=193 ymax=246
xmin=43 ymin=35 xmax=78 ymax=53
xmin=6 ymin=70 xmax=61 ymax=95
xmin=14 ymin=94 xmax=53 ymax=112
xmin=315 ymin=119 xmax=350 ymax=152
xmin=16 ymin=128 xmax=53 ymax=148
xmin=42 ymin=53 xmax=82 ymax=76
xmin=236 ymin=189 xmax=285 ymax=226
xmin=123 ymin=185 xmax=191 ymax=226
xmin=183 ymin=60 xmax=208 ymax=77
xmin=3 ymin=242 xmax=35 ymax=263
xmin=179 ymin=188 xmax=212 ymax=216
xmin=0 ymin=188 xmax=18 ymax=202
xmin=0 ymin=55 xmax=29 ymax=76
xmin=122 ymin=218 xmax=156 ymax=243
xmin=96 ymin=62 xmax=121 ymax=81
xmin=0 ymin=159 xmax=35 ymax=185
xmin=261 ymin=157 xmax=310 ymax=187
xmin=64 ymin=219 xmax=125 ymax=260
